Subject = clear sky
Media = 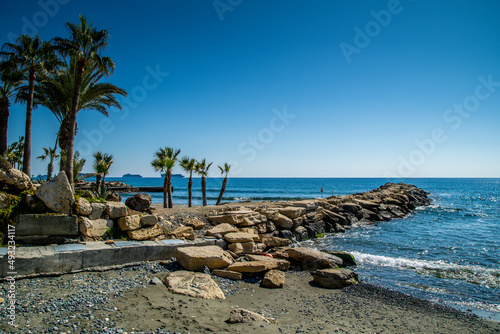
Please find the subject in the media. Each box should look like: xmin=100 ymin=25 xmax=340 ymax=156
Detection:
xmin=1 ymin=0 xmax=499 ymax=177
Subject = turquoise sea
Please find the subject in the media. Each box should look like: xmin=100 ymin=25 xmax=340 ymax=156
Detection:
xmin=108 ymin=177 xmax=500 ymax=321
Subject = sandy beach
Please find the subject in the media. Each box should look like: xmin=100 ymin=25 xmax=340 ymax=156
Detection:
xmin=1 ymin=259 xmax=499 ymax=334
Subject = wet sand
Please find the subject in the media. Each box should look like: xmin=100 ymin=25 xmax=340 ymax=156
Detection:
xmin=1 ymin=261 xmax=498 ymax=334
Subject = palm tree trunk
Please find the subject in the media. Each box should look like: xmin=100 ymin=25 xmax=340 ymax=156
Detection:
xmin=64 ymin=61 xmax=85 ymax=189
xmin=47 ymin=158 xmax=54 ymax=180
xmin=162 ymin=175 xmax=168 ymax=208
xmin=0 ymin=97 xmax=10 ymax=158
xmin=22 ymin=68 xmax=36 ymax=176
xmin=167 ymin=170 xmax=173 ymax=208
xmin=188 ymin=173 xmax=193 ymax=207
xmin=95 ymin=175 xmax=101 ymax=192
xmin=216 ymin=176 xmax=228 ymax=205
xmin=202 ymin=175 xmax=207 ymax=206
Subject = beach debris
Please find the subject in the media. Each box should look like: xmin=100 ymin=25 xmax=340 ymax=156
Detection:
xmin=175 ymin=245 xmax=234 ymax=271
xmin=313 ymin=268 xmax=359 ymax=288
xmin=261 ymin=269 xmax=285 ymax=288
xmin=125 ymin=192 xmax=152 ymax=212
xmin=34 ymin=171 xmax=74 ymax=214
xmin=164 ymin=270 xmax=225 ymax=299
xmin=225 ymin=308 xmax=270 ymax=324
xmin=288 ymin=247 xmax=343 ymax=271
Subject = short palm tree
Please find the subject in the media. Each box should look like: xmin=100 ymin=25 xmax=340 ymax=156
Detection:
xmin=1 ymin=34 xmax=60 ymax=176
xmin=0 ymin=62 xmax=23 ymax=158
xmin=92 ymin=151 xmax=114 ymax=192
xmin=151 ymin=147 xmax=181 ymax=208
xmin=196 ymin=159 xmax=213 ymax=207
xmin=37 ymin=146 xmax=59 ymax=180
xmin=72 ymin=151 xmax=86 ymax=184
xmin=216 ymin=163 xmax=231 ymax=205
xmin=180 ymin=156 xmax=196 ymax=207
xmin=6 ymin=136 xmax=24 ymax=170
xmin=53 ymin=15 xmax=115 ymax=188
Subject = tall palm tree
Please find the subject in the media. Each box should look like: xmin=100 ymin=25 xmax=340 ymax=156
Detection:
xmin=196 ymin=159 xmax=213 ymax=207
xmin=53 ymin=15 xmax=115 ymax=188
xmin=0 ymin=62 xmax=23 ymax=158
xmin=216 ymin=163 xmax=231 ymax=205
xmin=151 ymin=147 xmax=181 ymax=208
xmin=37 ymin=146 xmax=59 ymax=180
xmin=1 ymin=34 xmax=60 ymax=176
xmin=180 ymin=156 xmax=196 ymax=207
xmin=30 ymin=58 xmax=126 ymax=168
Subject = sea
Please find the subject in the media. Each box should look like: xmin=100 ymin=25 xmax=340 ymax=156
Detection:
xmin=108 ymin=176 xmax=499 ymax=321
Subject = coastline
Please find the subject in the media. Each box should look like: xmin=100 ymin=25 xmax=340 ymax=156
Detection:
xmin=1 ymin=261 xmax=498 ymax=333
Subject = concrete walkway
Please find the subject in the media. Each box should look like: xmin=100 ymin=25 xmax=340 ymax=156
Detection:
xmin=0 ymin=238 xmax=226 ymax=279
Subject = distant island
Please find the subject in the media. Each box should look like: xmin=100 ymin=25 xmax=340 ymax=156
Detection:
xmin=122 ymin=173 xmax=143 ymax=178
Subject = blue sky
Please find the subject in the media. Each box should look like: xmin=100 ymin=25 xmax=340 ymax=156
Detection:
xmin=1 ymin=0 xmax=499 ymax=177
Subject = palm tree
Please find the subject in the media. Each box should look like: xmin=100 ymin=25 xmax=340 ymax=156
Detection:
xmin=196 ymin=159 xmax=213 ymax=207
xmin=180 ymin=156 xmax=196 ymax=207
xmin=100 ymin=153 xmax=113 ymax=187
xmin=53 ymin=15 xmax=115 ymax=188
xmin=216 ymin=163 xmax=231 ymax=205
xmin=37 ymin=146 xmax=59 ymax=180
xmin=92 ymin=151 xmax=105 ymax=191
xmin=72 ymin=151 xmax=86 ymax=184
xmin=0 ymin=62 xmax=23 ymax=158
xmin=1 ymin=34 xmax=60 ymax=176
xmin=151 ymin=147 xmax=181 ymax=208
xmin=28 ymin=58 xmax=126 ymax=169
xmin=6 ymin=136 xmax=24 ymax=170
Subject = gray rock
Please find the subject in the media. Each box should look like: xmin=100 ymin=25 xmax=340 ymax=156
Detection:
xmin=105 ymin=201 xmax=127 ymax=219
xmin=34 ymin=172 xmax=74 ymax=214
xmin=79 ymin=217 xmax=113 ymax=237
xmin=77 ymin=197 xmax=92 ymax=216
xmin=314 ymin=268 xmax=358 ymax=288
xmin=125 ymin=193 xmax=152 ymax=212
xmin=88 ymin=202 xmax=106 ymax=220
xmin=226 ymin=308 xmax=270 ymax=324
xmin=0 ymin=167 xmax=33 ymax=190
xmin=140 ymin=214 xmax=158 ymax=226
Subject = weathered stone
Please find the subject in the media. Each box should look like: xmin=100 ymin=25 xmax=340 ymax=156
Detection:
xmin=255 ymin=223 xmax=267 ymax=234
xmin=288 ymin=247 xmax=343 ymax=271
xmin=279 ymin=230 xmax=294 ymax=240
xmin=164 ymin=271 xmax=225 ymax=299
xmin=226 ymin=309 xmax=270 ymax=324
xmin=228 ymin=242 xmax=266 ymax=255
xmin=0 ymin=168 xmax=33 ymax=190
xmin=321 ymin=250 xmax=356 ymax=266
xmin=104 ymin=201 xmax=127 ymax=219
xmin=279 ymin=206 xmax=306 ymax=219
xmin=117 ymin=215 xmax=141 ymax=231
xmin=34 ymin=172 xmax=74 ymax=214
xmin=77 ymin=197 xmax=92 ymax=216
xmin=125 ymin=193 xmax=152 ymax=212
xmin=266 ymin=221 xmax=276 ymax=232
xmin=126 ymin=225 xmax=163 ymax=240
xmin=208 ymin=214 xmax=243 ymax=225
xmin=88 ymin=202 xmax=106 ymax=220
xmin=258 ymin=209 xmax=280 ymax=221
xmin=205 ymin=223 xmax=238 ymax=236
xmin=305 ymin=221 xmax=326 ymax=239
xmin=79 ymin=217 xmax=113 ymax=237
xmin=168 ymin=226 xmax=195 ymax=240
xmin=314 ymin=268 xmax=358 ymax=288
xmin=260 ymin=236 xmax=292 ymax=247
xmin=240 ymin=227 xmax=257 ymax=234
xmin=261 ymin=270 xmax=285 ymax=288
xmin=240 ymin=214 xmax=266 ymax=227
xmin=212 ymin=269 xmax=242 ymax=280
xmin=175 ymin=246 xmax=233 ymax=271
xmin=245 ymin=255 xmax=290 ymax=270
xmin=294 ymin=226 xmax=309 ymax=241
xmin=106 ymin=192 xmax=122 ymax=202
xmin=184 ymin=217 xmax=205 ymax=230
xmin=340 ymin=202 xmax=363 ymax=215
xmin=0 ymin=192 xmax=10 ymax=210
xmin=81 ymin=190 xmax=94 ymax=199
xmin=354 ymin=199 xmax=380 ymax=211
xmin=140 ymin=214 xmax=158 ymax=226
xmin=16 ymin=214 xmax=78 ymax=237
xmin=322 ymin=209 xmax=349 ymax=226
xmin=288 ymin=200 xmax=319 ymax=211
xmin=224 ymin=232 xmax=260 ymax=243
xmin=227 ymin=261 xmax=270 ymax=273
xmin=273 ymin=213 xmax=293 ymax=229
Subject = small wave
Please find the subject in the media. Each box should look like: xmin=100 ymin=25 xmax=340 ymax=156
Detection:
xmin=351 ymin=252 xmax=500 ymax=288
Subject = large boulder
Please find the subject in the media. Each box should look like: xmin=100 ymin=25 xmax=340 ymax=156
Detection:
xmin=288 ymin=247 xmax=343 ymax=271
xmin=76 ymin=197 xmax=92 ymax=216
xmin=175 ymin=246 xmax=233 ymax=271
xmin=79 ymin=217 xmax=113 ymax=237
xmin=105 ymin=202 xmax=127 ymax=219
xmin=261 ymin=270 xmax=285 ymax=288
xmin=125 ymin=193 xmax=152 ymax=212
xmin=34 ymin=172 xmax=74 ymax=214
xmin=163 ymin=271 xmax=225 ymax=299
xmin=126 ymin=225 xmax=162 ymax=240
xmin=117 ymin=215 xmax=141 ymax=231
xmin=88 ymin=202 xmax=106 ymax=220
xmin=314 ymin=268 xmax=358 ymax=288
xmin=0 ymin=167 xmax=33 ymax=190
xmin=273 ymin=213 xmax=293 ymax=229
